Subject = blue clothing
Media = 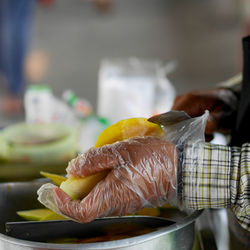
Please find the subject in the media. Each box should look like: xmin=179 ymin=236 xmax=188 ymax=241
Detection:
xmin=0 ymin=0 xmax=34 ymax=96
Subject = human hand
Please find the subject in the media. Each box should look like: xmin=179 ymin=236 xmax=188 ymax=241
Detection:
xmin=53 ymin=137 xmax=178 ymax=223
xmin=171 ymin=88 xmax=238 ymax=141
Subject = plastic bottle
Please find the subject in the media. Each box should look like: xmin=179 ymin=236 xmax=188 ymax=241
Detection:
xmin=24 ymin=85 xmax=53 ymax=124
xmin=62 ymin=90 xmax=93 ymax=118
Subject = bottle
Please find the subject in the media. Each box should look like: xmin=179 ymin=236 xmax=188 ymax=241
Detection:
xmin=62 ymin=90 xmax=93 ymax=118
xmin=24 ymin=85 xmax=53 ymax=124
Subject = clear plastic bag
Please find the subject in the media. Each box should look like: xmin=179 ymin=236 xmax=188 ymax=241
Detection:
xmin=97 ymin=58 xmax=176 ymax=123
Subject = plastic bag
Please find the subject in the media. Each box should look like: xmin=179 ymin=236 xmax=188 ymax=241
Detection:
xmin=37 ymin=110 xmax=209 ymax=222
xmin=97 ymin=58 xmax=176 ymax=123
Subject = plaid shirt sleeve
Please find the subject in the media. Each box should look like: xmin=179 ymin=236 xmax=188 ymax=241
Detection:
xmin=181 ymin=142 xmax=250 ymax=232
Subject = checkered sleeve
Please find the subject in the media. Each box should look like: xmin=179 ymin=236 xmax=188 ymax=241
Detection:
xmin=181 ymin=142 xmax=250 ymax=231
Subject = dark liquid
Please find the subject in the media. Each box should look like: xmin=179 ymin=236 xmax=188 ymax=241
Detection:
xmin=48 ymin=222 xmax=158 ymax=244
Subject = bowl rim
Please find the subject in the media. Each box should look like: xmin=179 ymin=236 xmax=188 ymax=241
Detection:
xmin=0 ymin=211 xmax=202 ymax=249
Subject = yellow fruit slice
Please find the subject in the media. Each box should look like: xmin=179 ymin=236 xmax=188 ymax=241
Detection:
xmin=95 ymin=118 xmax=163 ymax=147
xmin=17 ymin=208 xmax=53 ymax=221
xmin=17 ymin=208 xmax=66 ymax=221
xmin=160 ymin=203 xmax=175 ymax=209
xmin=41 ymin=211 xmax=66 ymax=221
xmin=60 ymin=170 xmax=109 ymax=200
xmin=40 ymin=171 xmax=66 ymax=186
xmin=135 ymin=207 xmax=160 ymax=217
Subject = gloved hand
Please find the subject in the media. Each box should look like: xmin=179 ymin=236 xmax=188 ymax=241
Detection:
xmin=171 ymin=88 xmax=238 ymax=141
xmin=53 ymin=137 xmax=178 ymax=223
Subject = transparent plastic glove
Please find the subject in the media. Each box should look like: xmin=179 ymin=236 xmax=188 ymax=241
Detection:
xmin=52 ymin=137 xmax=177 ymax=223
xmin=171 ymin=88 xmax=238 ymax=141
xmin=38 ymin=111 xmax=208 ymax=223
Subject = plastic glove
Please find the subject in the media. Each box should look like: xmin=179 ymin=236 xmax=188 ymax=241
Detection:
xmin=171 ymin=88 xmax=238 ymax=141
xmin=53 ymin=136 xmax=178 ymax=223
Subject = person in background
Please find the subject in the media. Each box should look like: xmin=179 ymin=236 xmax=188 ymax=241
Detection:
xmin=0 ymin=0 xmax=35 ymax=115
xmin=0 ymin=0 xmax=55 ymax=115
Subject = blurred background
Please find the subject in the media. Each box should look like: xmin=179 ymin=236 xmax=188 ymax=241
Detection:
xmin=0 ymin=0 xmax=249 ymax=127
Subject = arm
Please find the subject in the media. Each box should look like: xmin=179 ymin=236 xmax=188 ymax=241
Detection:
xmin=181 ymin=142 xmax=250 ymax=231
xmin=49 ymin=137 xmax=250 ymax=232
xmin=171 ymin=74 xmax=241 ymax=141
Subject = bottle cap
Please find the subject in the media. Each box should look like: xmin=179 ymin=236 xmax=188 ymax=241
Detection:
xmin=27 ymin=85 xmax=52 ymax=92
xmin=62 ymin=90 xmax=77 ymax=106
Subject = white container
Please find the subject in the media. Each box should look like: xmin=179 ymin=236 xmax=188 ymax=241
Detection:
xmin=24 ymin=85 xmax=53 ymax=124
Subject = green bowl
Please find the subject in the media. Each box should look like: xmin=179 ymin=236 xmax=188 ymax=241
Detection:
xmin=0 ymin=123 xmax=77 ymax=164
xmin=0 ymin=123 xmax=78 ymax=181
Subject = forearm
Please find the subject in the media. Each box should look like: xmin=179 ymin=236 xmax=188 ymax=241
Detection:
xmin=180 ymin=142 xmax=250 ymax=231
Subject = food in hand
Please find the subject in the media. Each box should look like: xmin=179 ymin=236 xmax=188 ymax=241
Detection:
xmin=95 ymin=117 xmax=163 ymax=147
xmin=40 ymin=171 xmax=66 ymax=185
xmin=60 ymin=118 xmax=162 ymax=200
xmin=60 ymin=170 xmax=109 ymax=200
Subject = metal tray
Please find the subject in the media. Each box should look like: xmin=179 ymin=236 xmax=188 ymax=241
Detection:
xmin=0 ymin=182 xmax=202 ymax=250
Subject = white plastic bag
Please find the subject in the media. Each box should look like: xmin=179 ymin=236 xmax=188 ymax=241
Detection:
xmin=97 ymin=58 xmax=176 ymax=123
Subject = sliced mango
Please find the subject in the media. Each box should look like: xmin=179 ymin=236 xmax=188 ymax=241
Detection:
xmin=40 ymin=171 xmax=66 ymax=186
xmin=41 ymin=211 xmax=66 ymax=221
xmin=17 ymin=208 xmax=52 ymax=221
xmin=95 ymin=118 xmax=163 ymax=147
xmin=17 ymin=208 xmax=66 ymax=221
xmin=17 ymin=208 xmax=56 ymax=221
xmin=136 ymin=207 xmax=160 ymax=217
xmin=60 ymin=170 xmax=109 ymax=200
xmin=160 ymin=203 xmax=175 ymax=209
